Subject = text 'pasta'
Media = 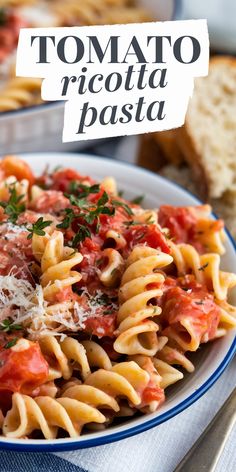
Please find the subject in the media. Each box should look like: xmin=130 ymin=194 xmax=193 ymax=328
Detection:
xmin=16 ymin=20 xmax=209 ymax=142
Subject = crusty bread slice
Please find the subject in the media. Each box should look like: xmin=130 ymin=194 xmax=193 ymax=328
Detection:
xmin=177 ymin=56 xmax=236 ymax=199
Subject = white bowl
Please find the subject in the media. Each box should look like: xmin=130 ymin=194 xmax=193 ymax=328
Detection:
xmin=0 ymin=0 xmax=180 ymax=154
xmin=0 ymin=153 xmax=235 ymax=452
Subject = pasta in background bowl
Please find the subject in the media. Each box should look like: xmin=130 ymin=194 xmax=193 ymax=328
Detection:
xmin=0 ymin=152 xmax=235 ymax=452
xmin=0 ymin=0 xmax=180 ymax=154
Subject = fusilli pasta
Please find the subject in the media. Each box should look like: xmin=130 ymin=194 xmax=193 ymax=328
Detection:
xmin=0 ymin=156 xmax=234 ymax=441
xmin=0 ymin=0 xmax=152 ymax=112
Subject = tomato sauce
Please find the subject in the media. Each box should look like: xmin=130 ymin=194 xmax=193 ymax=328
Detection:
xmin=161 ymin=275 xmax=221 ymax=342
xmin=0 ymin=339 xmax=49 ymax=395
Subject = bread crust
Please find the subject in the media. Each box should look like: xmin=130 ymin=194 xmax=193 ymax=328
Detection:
xmin=177 ymin=55 xmax=236 ymax=199
xmin=176 ymin=125 xmax=210 ymax=199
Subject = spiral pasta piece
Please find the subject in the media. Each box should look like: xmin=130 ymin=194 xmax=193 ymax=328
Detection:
xmin=39 ymin=335 xmax=111 ymax=381
xmin=156 ymin=344 xmax=195 ymax=373
xmin=3 ymin=393 xmax=105 ymax=438
xmin=190 ymin=205 xmax=226 ymax=255
xmin=104 ymin=230 xmax=127 ymax=250
xmin=152 ymin=358 xmax=184 ymax=389
xmin=215 ymin=300 xmax=236 ymax=332
xmin=61 ymin=384 xmax=120 ymax=412
xmin=99 ymin=248 xmax=125 ymax=287
xmin=129 ymin=354 xmax=165 ymax=412
xmin=114 ymin=246 xmax=173 ymax=356
xmin=170 ymin=242 xmax=236 ymax=301
xmin=85 ymin=361 xmax=150 ymax=406
xmin=32 ymin=230 xmax=82 ymax=301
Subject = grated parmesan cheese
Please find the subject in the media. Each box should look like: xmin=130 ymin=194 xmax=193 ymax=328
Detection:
xmin=0 ymin=222 xmax=28 ymax=241
xmin=74 ymin=301 xmax=90 ymax=329
xmin=0 ymin=274 xmax=45 ymax=324
xmin=0 ymin=274 xmax=118 ymax=340
xmin=73 ymin=288 xmax=118 ymax=329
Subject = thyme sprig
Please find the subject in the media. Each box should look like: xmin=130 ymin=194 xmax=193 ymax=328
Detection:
xmin=0 ymin=185 xmax=25 ymax=224
xmin=131 ymin=195 xmax=144 ymax=205
xmin=69 ymin=181 xmax=100 ymax=198
xmin=0 ymin=319 xmax=22 ymax=333
xmin=112 ymin=200 xmax=134 ymax=216
xmin=27 ymin=217 xmax=52 ymax=239
xmin=58 ymin=184 xmax=116 ymax=246
xmin=4 ymin=338 xmax=18 ymax=349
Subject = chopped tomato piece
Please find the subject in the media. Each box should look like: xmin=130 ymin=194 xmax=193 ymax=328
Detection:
xmin=142 ymin=385 xmax=165 ymax=404
xmin=98 ymin=210 xmax=129 ymax=240
xmin=51 ymin=169 xmax=93 ymax=192
xmin=82 ymin=237 xmax=101 ymax=252
xmin=0 ymin=222 xmax=35 ymax=281
xmin=30 ymin=190 xmax=68 ymax=213
xmin=0 ymin=156 xmax=35 ymax=186
xmin=125 ymin=224 xmax=170 ymax=254
xmin=84 ymin=314 xmax=116 ymax=338
xmin=158 ymin=205 xmax=197 ymax=244
xmin=162 ymin=276 xmax=221 ymax=342
xmin=0 ymin=339 xmax=49 ymax=394
xmin=158 ymin=205 xmax=224 ymax=253
xmin=54 ymin=287 xmax=78 ymax=303
xmin=78 ymin=243 xmax=102 ymax=285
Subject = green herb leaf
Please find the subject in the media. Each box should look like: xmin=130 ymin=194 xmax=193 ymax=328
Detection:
xmin=66 ymin=194 xmax=89 ymax=208
xmin=131 ymin=195 xmax=144 ymax=205
xmin=112 ymin=199 xmax=134 ymax=216
xmin=0 ymin=185 xmax=26 ymax=224
xmin=93 ymin=293 xmax=111 ymax=306
xmin=27 ymin=217 xmax=52 ymax=239
xmin=56 ymin=209 xmax=75 ymax=229
xmin=4 ymin=338 xmax=18 ymax=349
xmin=60 ymin=184 xmax=118 ymax=246
xmin=0 ymin=319 xmax=22 ymax=333
xmin=100 ymin=206 xmax=115 ymax=216
xmin=198 ymin=263 xmax=209 ymax=272
xmin=71 ymin=225 xmax=91 ymax=247
xmin=97 ymin=191 xmax=109 ymax=206
xmin=68 ymin=182 xmax=100 ymax=198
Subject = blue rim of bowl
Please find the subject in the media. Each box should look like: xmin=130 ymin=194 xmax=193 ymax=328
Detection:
xmin=0 ymin=155 xmax=235 ymax=452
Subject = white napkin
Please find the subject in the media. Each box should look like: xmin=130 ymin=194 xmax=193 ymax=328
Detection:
xmin=56 ymin=357 xmax=236 ymax=472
